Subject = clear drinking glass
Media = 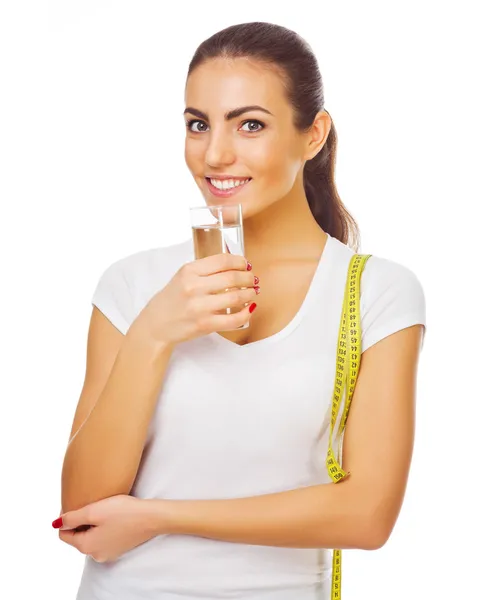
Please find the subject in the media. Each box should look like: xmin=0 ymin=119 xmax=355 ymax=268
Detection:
xmin=189 ymin=203 xmax=249 ymax=331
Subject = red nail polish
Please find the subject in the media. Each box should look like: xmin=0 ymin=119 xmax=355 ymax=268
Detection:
xmin=253 ymin=275 xmax=259 ymax=285
xmin=249 ymin=302 xmax=257 ymax=313
xmin=246 ymin=261 xmax=252 ymax=271
xmin=52 ymin=517 xmax=63 ymax=529
xmin=254 ymin=286 xmax=260 ymax=294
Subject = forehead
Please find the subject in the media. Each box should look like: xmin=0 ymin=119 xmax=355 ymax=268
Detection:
xmin=185 ymin=57 xmax=288 ymax=115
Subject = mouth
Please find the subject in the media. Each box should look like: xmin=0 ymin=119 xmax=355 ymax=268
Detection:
xmin=205 ymin=177 xmax=252 ymax=198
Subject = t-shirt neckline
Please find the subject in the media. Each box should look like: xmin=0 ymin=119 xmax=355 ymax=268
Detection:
xmin=209 ymin=232 xmax=333 ymax=351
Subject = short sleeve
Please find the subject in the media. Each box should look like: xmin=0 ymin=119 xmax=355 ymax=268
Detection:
xmin=360 ymin=256 xmax=426 ymax=353
xmin=91 ymin=258 xmax=134 ymax=335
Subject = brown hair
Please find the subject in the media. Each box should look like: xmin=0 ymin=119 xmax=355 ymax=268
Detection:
xmin=187 ymin=21 xmax=360 ymax=251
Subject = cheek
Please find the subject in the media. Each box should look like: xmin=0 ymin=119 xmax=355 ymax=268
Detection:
xmin=250 ymin=145 xmax=294 ymax=189
xmin=184 ymin=139 xmax=203 ymax=171
xmin=248 ymin=134 xmax=291 ymax=169
xmin=247 ymin=145 xmax=279 ymax=177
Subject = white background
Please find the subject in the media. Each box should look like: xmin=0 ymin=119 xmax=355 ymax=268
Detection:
xmin=1 ymin=1 xmax=478 ymax=598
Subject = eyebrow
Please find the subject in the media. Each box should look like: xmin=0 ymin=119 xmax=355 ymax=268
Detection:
xmin=183 ymin=105 xmax=274 ymax=121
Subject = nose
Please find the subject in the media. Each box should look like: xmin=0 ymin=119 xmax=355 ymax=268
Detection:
xmin=205 ymin=131 xmax=236 ymax=168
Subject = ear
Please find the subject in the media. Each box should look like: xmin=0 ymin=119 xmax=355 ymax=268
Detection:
xmin=304 ymin=110 xmax=331 ymax=161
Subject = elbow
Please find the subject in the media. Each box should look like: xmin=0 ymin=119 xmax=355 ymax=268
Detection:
xmin=61 ymin=470 xmax=132 ymax=514
xmin=344 ymin=485 xmax=398 ymax=550
xmin=359 ymin=523 xmax=391 ymax=551
xmin=60 ymin=490 xmax=91 ymax=515
xmin=61 ymin=489 xmax=83 ymax=515
xmin=59 ymin=435 xmax=140 ymax=514
xmin=61 ymin=485 xmax=131 ymax=515
xmin=356 ymin=513 xmax=394 ymax=551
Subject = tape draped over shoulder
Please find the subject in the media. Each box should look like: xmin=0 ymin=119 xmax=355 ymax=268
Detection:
xmin=326 ymin=253 xmax=372 ymax=600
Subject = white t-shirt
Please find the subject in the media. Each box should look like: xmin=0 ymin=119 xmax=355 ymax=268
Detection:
xmin=76 ymin=232 xmax=427 ymax=600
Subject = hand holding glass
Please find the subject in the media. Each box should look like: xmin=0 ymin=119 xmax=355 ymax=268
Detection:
xmin=190 ymin=204 xmax=250 ymax=331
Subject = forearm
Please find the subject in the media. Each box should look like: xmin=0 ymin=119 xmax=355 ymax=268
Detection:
xmin=61 ymin=318 xmax=174 ymax=513
xmin=159 ymin=479 xmax=384 ymax=551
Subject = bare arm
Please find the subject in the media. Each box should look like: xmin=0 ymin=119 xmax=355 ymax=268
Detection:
xmin=60 ymin=307 xmax=174 ymax=514
xmin=60 ymin=251 xmax=256 ymax=515
xmin=154 ymin=324 xmax=424 ymax=550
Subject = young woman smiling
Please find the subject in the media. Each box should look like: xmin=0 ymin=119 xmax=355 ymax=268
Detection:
xmin=55 ymin=21 xmax=426 ymax=600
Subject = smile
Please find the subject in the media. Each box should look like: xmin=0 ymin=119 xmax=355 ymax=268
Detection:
xmin=205 ymin=177 xmax=252 ymax=197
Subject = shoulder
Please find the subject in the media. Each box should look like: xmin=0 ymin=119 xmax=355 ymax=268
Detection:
xmin=358 ymin=253 xmax=426 ymax=353
xmin=328 ymin=235 xmax=425 ymax=309
xmin=97 ymin=237 xmax=194 ymax=289
xmin=360 ymin=254 xmax=425 ymax=303
xmin=91 ymin=238 xmax=194 ymax=333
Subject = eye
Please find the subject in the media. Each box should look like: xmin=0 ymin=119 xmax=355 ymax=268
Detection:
xmin=240 ymin=120 xmax=264 ymax=132
xmin=186 ymin=120 xmax=208 ymax=133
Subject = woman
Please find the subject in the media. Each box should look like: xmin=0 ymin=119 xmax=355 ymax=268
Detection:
xmin=55 ymin=21 xmax=426 ymax=600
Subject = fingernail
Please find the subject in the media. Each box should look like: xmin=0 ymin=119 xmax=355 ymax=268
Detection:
xmin=253 ymin=275 xmax=259 ymax=285
xmin=52 ymin=517 xmax=63 ymax=529
xmin=249 ymin=302 xmax=257 ymax=313
xmin=254 ymin=286 xmax=260 ymax=294
xmin=246 ymin=261 xmax=252 ymax=271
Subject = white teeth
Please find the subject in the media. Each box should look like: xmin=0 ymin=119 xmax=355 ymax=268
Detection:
xmin=210 ymin=178 xmax=250 ymax=190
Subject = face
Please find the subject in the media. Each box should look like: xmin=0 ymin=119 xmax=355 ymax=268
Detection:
xmin=184 ymin=57 xmax=329 ymax=220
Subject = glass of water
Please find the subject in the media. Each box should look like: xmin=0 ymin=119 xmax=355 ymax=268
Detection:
xmin=189 ymin=203 xmax=249 ymax=330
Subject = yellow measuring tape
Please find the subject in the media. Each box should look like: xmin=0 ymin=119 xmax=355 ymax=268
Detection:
xmin=326 ymin=252 xmax=372 ymax=600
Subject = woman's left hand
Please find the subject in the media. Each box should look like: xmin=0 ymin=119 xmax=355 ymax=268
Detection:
xmin=54 ymin=495 xmax=161 ymax=563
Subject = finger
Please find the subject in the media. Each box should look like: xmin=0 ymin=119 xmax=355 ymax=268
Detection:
xmin=191 ymin=252 xmax=250 ymax=277
xmin=59 ymin=530 xmax=73 ymax=541
xmin=209 ymin=287 xmax=256 ymax=313
xmin=210 ymin=301 xmax=254 ymax=330
xmin=58 ymin=529 xmax=80 ymax=548
xmin=59 ymin=528 xmax=92 ymax=554
xmin=55 ymin=506 xmax=91 ymax=530
xmin=201 ymin=269 xmax=256 ymax=295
